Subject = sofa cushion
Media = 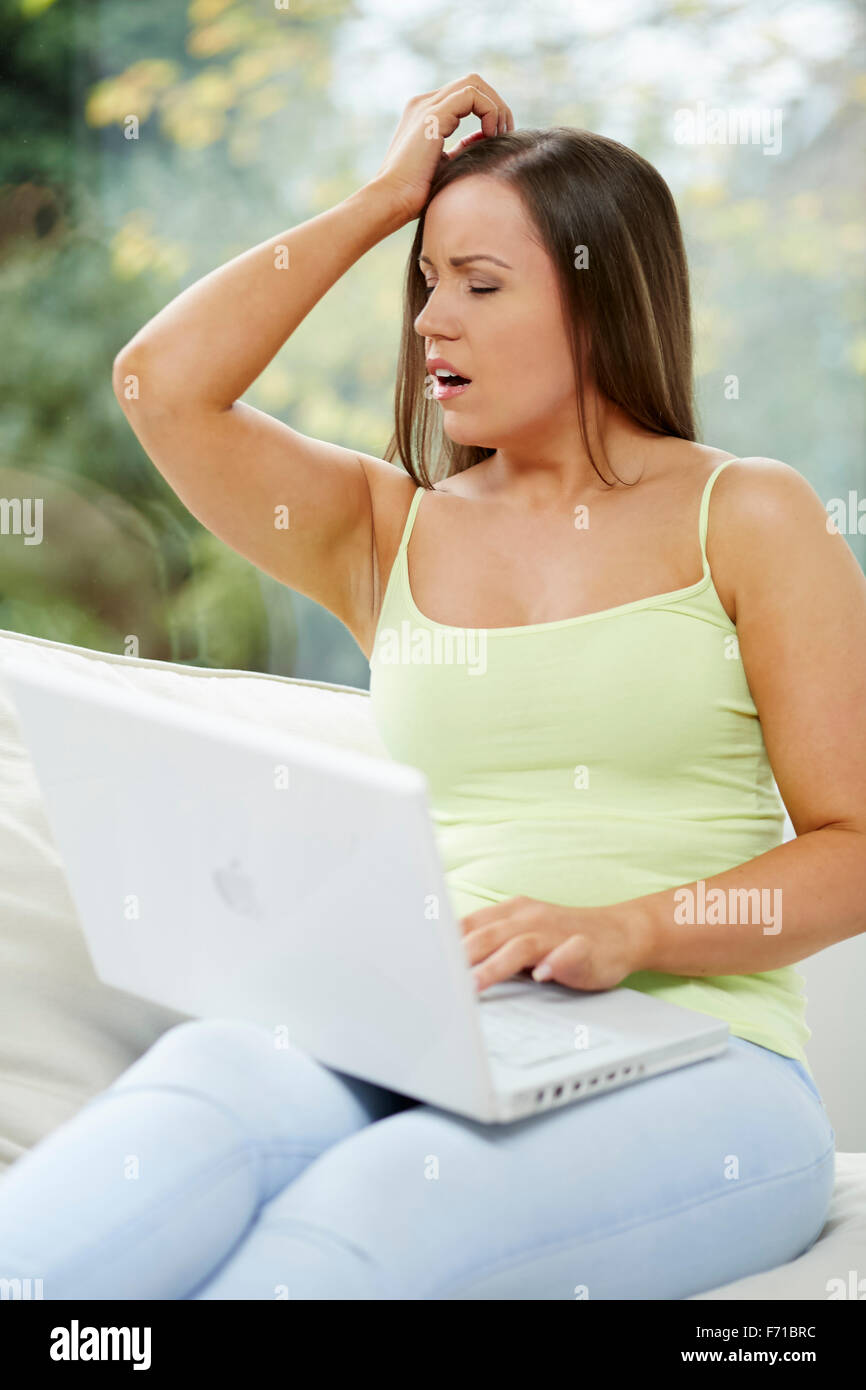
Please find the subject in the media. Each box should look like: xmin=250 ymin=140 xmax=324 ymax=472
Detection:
xmin=0 ymin=626 xmax=381 ymax=1175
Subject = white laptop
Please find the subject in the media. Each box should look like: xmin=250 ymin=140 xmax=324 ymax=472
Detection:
xmin=2 ymin=656 xmax=729 ymax=1124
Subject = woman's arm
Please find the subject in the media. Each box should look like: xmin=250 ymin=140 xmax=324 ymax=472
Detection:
xmin=111 ymin=183 xmax=409 ymax=635
xmin=113 ymin=186 xmax=407 ymax=415
xmin=630 ymin=456 xmax=866 ymax=976
xmin=112 ymin=75 xmax=513 ymax=647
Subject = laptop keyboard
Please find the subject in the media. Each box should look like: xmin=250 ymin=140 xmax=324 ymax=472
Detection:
xmin=478 ymin=1006 xmax=615 ymax=1068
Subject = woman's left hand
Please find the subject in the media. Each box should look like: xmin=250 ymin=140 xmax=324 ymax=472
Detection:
xmin=460 ymin=896 xmax=653 ymax=993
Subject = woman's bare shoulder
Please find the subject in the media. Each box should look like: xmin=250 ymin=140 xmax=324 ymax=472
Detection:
xmin=695 ymin=451 xmax=822 ymax=521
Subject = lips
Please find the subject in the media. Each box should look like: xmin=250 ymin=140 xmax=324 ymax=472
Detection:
xmin=426 ymin=356 xmax=472 ymax=386
xmin=429 ymin=375 xmax=472 ymax=402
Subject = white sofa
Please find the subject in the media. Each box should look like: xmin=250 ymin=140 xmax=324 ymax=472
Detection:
xmin=1 ymin=624 xmax=864 ymax=1300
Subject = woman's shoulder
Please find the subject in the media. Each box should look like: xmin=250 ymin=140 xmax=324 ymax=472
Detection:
xmin=690 ymin=451 xmax=835 ymax=622
xmin=689 ymin=449 xmax=825 ymax=531
xmin=652 ymin=442 xmax=820 ymax=524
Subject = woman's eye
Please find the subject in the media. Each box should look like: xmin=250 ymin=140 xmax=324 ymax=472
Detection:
xmin=422 ymin=283 xmax=498 ymax=297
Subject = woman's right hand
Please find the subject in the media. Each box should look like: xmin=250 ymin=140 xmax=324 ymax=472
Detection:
xmin=371 ymin=74 xmax=515 ymax=225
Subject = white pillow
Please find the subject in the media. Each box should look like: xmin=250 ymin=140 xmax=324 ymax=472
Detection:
xmin=0 ymin=626 xmax=382 ymax=1175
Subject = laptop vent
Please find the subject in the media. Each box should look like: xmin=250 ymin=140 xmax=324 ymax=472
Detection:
xmin=533 ymin=1063 xmax=645 ymax=1108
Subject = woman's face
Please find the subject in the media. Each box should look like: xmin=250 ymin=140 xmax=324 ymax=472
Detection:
xmin=414 ymin=174 xmax=580 ymax=454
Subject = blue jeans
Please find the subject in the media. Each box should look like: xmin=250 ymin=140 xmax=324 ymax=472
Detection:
xmin=0 ymin=1019 xmax=835 ymax=1300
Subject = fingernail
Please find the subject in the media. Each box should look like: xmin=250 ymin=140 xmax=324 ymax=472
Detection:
xmin=532 ymin=963 xmax=553 ymax=982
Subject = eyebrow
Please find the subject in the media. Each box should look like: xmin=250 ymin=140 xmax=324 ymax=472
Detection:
xmin=417 ymin=253 xmax=513 ymax=269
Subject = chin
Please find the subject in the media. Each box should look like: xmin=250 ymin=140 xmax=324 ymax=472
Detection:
xmin=440 ymin=413 xmax=489 ymax=447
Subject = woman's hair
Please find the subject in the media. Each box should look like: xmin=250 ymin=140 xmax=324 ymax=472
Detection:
xmin=383 ymin=126 xmax=698 ymax=488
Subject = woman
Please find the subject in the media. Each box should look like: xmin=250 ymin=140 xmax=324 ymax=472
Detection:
xmin=2 ymin=75 xmax=864 ymax=1300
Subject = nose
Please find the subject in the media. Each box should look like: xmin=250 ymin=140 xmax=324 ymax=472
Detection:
xmin=414 ymin=289 xmax=458 ymax=344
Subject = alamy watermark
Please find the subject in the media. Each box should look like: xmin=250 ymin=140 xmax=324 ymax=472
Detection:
xmin=0 ymin=497 xmax=43 ymax=545
xmin=0 ymin=1276 xmax=43 ymax=1299
xmin=826 ymin=491 xmax=865 ymax=536
xmin=374 ymin=621 xmax=487 ymax=675
xmin=674 ymin=102 xmax=783 ymax=156
xmin=50 ymin=1321 xmax=151 ymax=1369
xmin=674 ymin=880 xmax=782 ymax=935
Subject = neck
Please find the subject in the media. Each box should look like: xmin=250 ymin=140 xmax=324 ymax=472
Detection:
xmin=479 ymin=396 xmax=665 ymax=504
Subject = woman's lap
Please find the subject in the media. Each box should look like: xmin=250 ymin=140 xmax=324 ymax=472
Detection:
xmin=191 ymin=1031 xmax=835 ymax=1301
xmin=0 ymin=1018 xmax=835 ymax=1301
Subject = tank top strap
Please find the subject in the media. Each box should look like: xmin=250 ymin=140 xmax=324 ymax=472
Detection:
xmin=698 ymin=458 xmax=738 ymax=567
xmin=397 ymin=485 xmax=426 ymax=556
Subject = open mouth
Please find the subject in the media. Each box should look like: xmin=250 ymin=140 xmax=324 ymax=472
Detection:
xmin=431 ymin=370 xmax=473 ymax=399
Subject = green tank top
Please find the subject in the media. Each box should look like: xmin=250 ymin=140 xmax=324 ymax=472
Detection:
xmin=368 ymin=460 xmax=812 ymax=1072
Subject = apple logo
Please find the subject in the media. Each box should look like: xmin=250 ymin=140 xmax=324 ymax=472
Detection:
xmin=212 ymin=856 xmax=264 ymax=920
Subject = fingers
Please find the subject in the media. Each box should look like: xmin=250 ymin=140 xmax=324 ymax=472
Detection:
xmin=460 ymin=897 xmax=627 ymax=993
xmin=429 ymin=85 xmax=497 ymax=141
xmin=533 ymin=936 xmax=592 ymax=990
xmin=448 ymin=72 xmax=514 ymax=133
xmin=427 ymin=73 xmax=514 ymax=140
xmin=464 ymin=920 xmax=543 ymax=968
xmin=472 ymin=934 xmax=543 ymax=993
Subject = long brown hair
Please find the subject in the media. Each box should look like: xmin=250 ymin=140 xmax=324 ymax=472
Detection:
xmin=383 ymin=126 xmax=697 ymax=489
